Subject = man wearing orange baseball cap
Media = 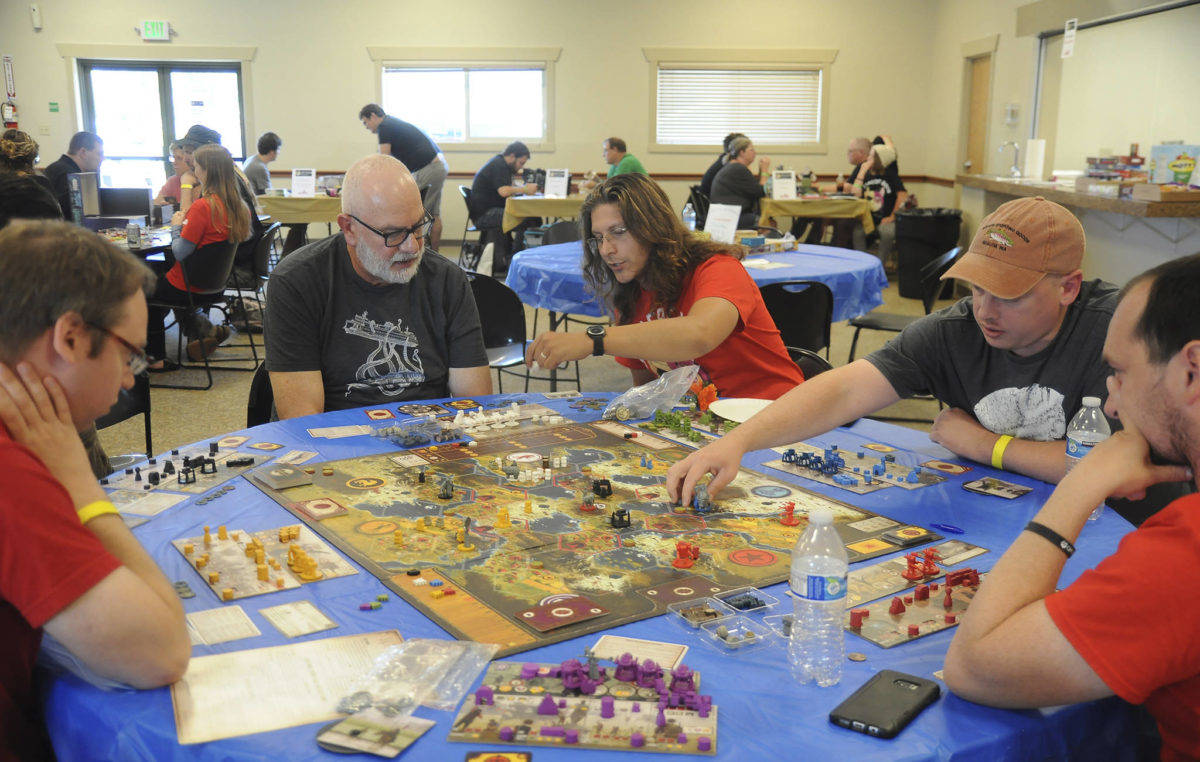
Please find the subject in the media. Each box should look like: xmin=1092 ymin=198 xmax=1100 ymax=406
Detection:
xmin=667 ymin=196 xmax=1120 ymax=506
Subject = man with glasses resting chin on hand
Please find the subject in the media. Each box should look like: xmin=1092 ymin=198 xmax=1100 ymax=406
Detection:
xmin=264 ymin=154 xmax=491 ymax=420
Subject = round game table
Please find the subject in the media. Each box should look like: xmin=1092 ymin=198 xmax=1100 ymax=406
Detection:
xmin=43 ymin=393 xmax=1140 ymax=761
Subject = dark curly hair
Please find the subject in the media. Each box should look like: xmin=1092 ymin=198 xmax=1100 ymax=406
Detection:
xmin=580 ymin=173 xmax=742 ymax=323
xmin=0 ymin=129 xmax=39 ymax=173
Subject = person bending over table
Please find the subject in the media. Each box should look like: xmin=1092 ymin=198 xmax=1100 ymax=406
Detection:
xmin=524 ymin=173 xmax=803 ymax=400
xmin=265 ymin=154 xmax=491 ymax=420
xmin=710 ymin=136 xmax=771 ymax=230
xmin=148 ymin=144 xmax=249 ymax=368
xmin=699 ymin=132 xmax=745 ymax=199
xmin=667 ymin=197 xmax=1119 ymax=504
xmin=0 ymin=221 xmax=189 ymax=761
xmin=152 ymin=140 xmax=190 ymax=208
xmin=945 ymin=253 xmax=1200 ymax=762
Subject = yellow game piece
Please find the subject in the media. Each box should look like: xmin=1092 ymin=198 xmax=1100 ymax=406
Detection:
xmin=208 ymin=571 xmax=219 ymax=584
xmin=254 ymin=549 xmax=265 ymax=565
xmin=524 ymin=500 xmax=532 ymax=515
xmin=257 ymin=563 xmax=269 ymax=581
xmin=217 ymin=525 xmax=228 ymax=540
xmin=222 ymin=588 xmax=234 ymax=601
xmin=278 ymin=527 xmax=288 ymax=542
xmin=203 ymin=527 xmax=212 ymax=547
xmin=495 ymin=508 xmax=511 ymax=529
xmin=458 ymin=542 xmax=475 ymax=552
xmin=231 ymin=532 xmax=240 ymax=542
xmin=275 ymin=578 xmax=285 ymax=589
xmin=393 ymin=529 xmax=404 ymax=547
xmin=195 ymin=557 xmax=208 ymax=569
xmin=431 ymin=589 xmax=445 ymax=599
xmin=183 ymin=543 xmax=194 ymax=556
xmin=299 ymin=557 xmax=323 ymax=581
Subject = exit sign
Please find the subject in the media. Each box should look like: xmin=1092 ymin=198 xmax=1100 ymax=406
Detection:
xmin=141 ymin=20 xmax=171 ymax=42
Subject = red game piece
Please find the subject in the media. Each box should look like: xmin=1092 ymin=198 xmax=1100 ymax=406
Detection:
xmin=920 ymin=548 xmax=941 ymax=576
xmin=849 ymin=609 xmax=867 ymax=628
xmin=888 ymin=597 xmax=906 ymax=615
xmin=907 ymin=624 xmax=920 ymax=637
xmin=671 ymin=541 xmax=700 ymax=569
xmin=779 ymin=501 xmax=801 ymax=527
xmin=943 ymin=588 xmax=954 ymax=609
xmin=944 ymin=613 xmax=957 ymax=624
xmin=913 ymin=584 xmax=929 ymax=601
xmin=900 ymin=552 xmax=924 ymax=581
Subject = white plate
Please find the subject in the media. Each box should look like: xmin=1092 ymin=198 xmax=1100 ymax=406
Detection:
xmin=708 ymin=398 xmax=772 ymax=423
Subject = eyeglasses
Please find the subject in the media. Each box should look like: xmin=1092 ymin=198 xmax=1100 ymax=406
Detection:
xmin=88 ymin=323 xmax=149 ymax=375
xmin=348 ymin=213 xmax=434 ymax=248
xmin=584 ymin=226 xmax=631 ymax=255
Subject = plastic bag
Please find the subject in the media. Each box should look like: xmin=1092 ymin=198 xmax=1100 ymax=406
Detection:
xmin=603 ymin=364 xmax=701 ymax=421
xmin=335 ymin=639 xmax=498 ymax=715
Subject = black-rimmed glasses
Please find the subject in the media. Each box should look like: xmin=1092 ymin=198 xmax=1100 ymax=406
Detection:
xmin=88 ymin=323 xmax=149 ymax=375
xmin=348 ymin=213 xmax=434 ymax=248
xmin=584 ymin=226 xmax=631 ymax=255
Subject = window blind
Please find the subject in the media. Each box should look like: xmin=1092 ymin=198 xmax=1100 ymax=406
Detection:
xmin=656 ymin=68 xmax=822 ymax=146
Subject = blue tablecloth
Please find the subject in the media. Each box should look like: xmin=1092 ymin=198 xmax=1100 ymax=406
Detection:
xmin=44 ymin=394 xmax=1139 ymax=761
xmin=505 ymin=242 xmax=889 ymax=323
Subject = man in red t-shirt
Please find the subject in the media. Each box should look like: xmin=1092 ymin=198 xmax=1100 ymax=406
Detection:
xmin=944 ymin=253 xmax=1200 ymax=762
xmin=0 ymin=221 xmax=190 ymax=760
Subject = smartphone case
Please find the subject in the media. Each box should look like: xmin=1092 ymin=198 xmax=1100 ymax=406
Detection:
xmin=828 ymin=669 xmax=940 ymax=738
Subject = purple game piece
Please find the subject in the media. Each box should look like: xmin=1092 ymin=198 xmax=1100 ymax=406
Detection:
xmin=474 ymin=686 xmax=494 ymax=705
xmin=499 ymin=726 xmax=514 ymax=741
xmin=540 ymin=726 xmax=565 ymax=737
xmin=600 ymin=695 xmax=615 ymax=719
xmin=630 ymin=732 xmax=645 ymax=748
xmin=565 ymin=729 xmax=580 ymax=744
xmin=613 ymin=652 xmax=638 ymax=683
xmin=631 ymin=702 xmax=641 ymax=713
xmin=537 ymin=694 xmax=559 ymax=716
xmin=677 ymin=732 xmax=688 ymax=744
xmin=698 ymin=694 xmax=712 ymax=718
xmin=520 ymin=662 xmax=539 ymax=680
xmin=656 ymin=707 xmax=666 ymax=727
xmin=698 ymin=737 xmax=712 ymax=752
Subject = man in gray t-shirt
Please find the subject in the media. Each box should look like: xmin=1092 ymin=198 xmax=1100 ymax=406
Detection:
xmin=264 ymin=154 xmax=491 ymax=418
xmin=668 ymin=197 xmax=1117 ymax=502
xmin=242 ymin=132 xmax=281 ymax=196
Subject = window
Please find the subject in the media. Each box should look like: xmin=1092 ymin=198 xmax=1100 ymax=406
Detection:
xmin=79 ymin=60 xmax=245 ymax=190
xmin=644 ymin=48 xmax=836 ymax=154
xmin=381 ymin=66 xmax=545 ymax=144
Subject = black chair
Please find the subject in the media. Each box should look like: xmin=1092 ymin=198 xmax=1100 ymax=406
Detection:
xmin=759 ymin=281 xmax=833 ymax=359
xmin=225 ymin=221 xmax=283 ymax=366
xmin=687 ymin=185 xmax=710 ymax=229
xmin=846 ymin=247 xmax=962 ymax=363
xmin=542 ymin=220 xmax=580 ymax=246
xmin=457 ymin=186 xmax=481 ymax=250
xmin=148 ymin=240 xmax=238 ymax=391
xmin=246 ymin=362 xmax=275 ymax=427
xmin=95 ymin=372 xmax=152 ymax=456
xmin=786 ymin=346 xmax=833 ymax=379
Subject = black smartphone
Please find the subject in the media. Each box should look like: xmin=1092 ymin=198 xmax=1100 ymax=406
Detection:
xmin=829 ymin=669 xmax=940 ymax=738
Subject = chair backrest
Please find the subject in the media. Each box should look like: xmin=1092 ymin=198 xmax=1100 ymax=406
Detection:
xmin=246 ymin=362 xmax=275 ymax=427
xmin=786 ymin=346 xmax=833 ymax=379
xmin=459 ymin=185 xmax=474 ymax=221
xmin=542 ymin=220 xmax=580 ymax=246
xmin=96 ymin=372 xmax=152 ymax=454
xmin=758 ymin=280 xmax=833 ymax=355
xmin=467 ymin=272 xmax=527 ymax=349
xmin=920 ymin=247 xmax=962 ymax=315
xmin=688 ymin=185 xmax=710 ymax=228
xmin=251 ymin=222 xmax=282 ymax=280
xmin=180 ymin=240 xmax=238 ymax=293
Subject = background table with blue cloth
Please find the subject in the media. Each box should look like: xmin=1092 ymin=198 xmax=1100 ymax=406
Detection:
xmin=505 ymin=241 xmax=890 ymax=324
xmin=44 ymin=393 xmax=1140 ymax=761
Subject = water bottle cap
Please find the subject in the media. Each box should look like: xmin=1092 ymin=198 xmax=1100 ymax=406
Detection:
xmin=1082 ymin=396 xmax=1101 ymax=407
xmin=808 ymin=506 xmax=833 ymax=525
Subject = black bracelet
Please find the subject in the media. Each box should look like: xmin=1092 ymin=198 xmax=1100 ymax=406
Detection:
xmin=1024 ymin=521 xmax=1075 ymax=558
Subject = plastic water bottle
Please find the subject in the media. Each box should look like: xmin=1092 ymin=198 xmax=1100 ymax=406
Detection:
xmin=1065 ymin=396 xmax=1111 ymax=520
xmin=789 ymin=506 xmax=848 ymax=687
xmin=682 ymin=203 xmax=696 ymax=231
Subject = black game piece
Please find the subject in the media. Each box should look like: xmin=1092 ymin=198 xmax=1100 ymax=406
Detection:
xmin=148 ymin=472 xmax=160 ymax=486
xmin=172 ymin=448 xmax=179 ymax=456
xmin=417 ymin=467 xmax=426 ymax=484
xmin=406 ymin=569 xmax=421 ymax=576
xmin=100 ymin=478 xmax=109 ymax=485
xmin=124 ymin=468 xmax=133 ymax=475
xmin=200 ymin=458 xmax=218 ymax=475
xmin=162 ymin=460 xmax=175 ymax=475
xmin=209 ymin=442 xmax=219 ymax=455
xmin=592 ymin=478 xmax=612 ymax=498
xmin=133 ymin=467 xmax=142 ymax=482
xmin=624 ymin=432 xmax=635 ymax=439
xmin=148 ymin=458 xmax=157 ymax=465
xmin=609 ymin=508 xmax=631 ymax=529
xmin=225 ymin=456 xmax=255 ymax=467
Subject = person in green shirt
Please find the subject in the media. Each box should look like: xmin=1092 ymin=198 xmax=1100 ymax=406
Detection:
xmin=581 ymin=137 xmax=647 ymax=192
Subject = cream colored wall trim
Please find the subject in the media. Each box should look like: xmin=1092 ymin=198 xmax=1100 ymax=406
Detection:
xmin=367 ymin=46 xmax=561 ymax=153
xmin=1015 ymin=0 xmax=1170 ymax=37
xmin=961 ymin=34 xmax=999 ymax=59
xmin=642 ymin=47 xmax=837 ymax=155
xmin=55 ymin=44 xmax=257 ymax=145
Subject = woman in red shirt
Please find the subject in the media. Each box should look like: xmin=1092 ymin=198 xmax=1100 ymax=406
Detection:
xmin=148 ymin=143 xmax=250 ymax=367
xmin=525 ymin=173 xmax=803 ymax=400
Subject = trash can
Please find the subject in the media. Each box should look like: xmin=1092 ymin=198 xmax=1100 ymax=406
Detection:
xmin=895 ymin=208 xmax=962 ymax=299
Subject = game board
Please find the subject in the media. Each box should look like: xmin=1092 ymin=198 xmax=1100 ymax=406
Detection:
xmin=448 ymin=658 xmax=717 ymax=755
xmin=764 ymin=441 xmax=947 ymax=494
xmin=171 ymin=524 xmax=358 ymax=600
xmin=101 ymin=441 xmax=266 ymax=495
xmin=248 ymin=421 xmax=940 ymax=656
xmin=846 ymin=569 xmax=983 ymax=648
xmin=846 ymin=539 xmax=987 ymax=608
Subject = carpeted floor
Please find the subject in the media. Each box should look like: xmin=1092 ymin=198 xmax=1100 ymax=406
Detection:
xmin=96 ymin=247 xmax=950 ymax=461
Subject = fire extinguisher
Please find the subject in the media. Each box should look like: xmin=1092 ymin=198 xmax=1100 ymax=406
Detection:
xmin=1 ymin=101 xmax=16 ymax=130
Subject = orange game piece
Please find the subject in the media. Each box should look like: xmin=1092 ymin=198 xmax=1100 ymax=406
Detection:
xmin=222 ymin=588 xmax=234 ymax=601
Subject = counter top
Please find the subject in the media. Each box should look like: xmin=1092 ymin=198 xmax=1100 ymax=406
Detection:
xmin=956 ymin=174 xmax=1200 ymax=218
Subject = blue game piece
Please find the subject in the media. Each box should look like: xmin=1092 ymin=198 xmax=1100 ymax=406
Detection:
xmin=853 ymin=467 xmax=860 ymax=473
xmin=864 ymin=473 xmax=873 ymax=483
xmin=857 ymin=449 xmax=865 ymax=458
xmin=906 ymin=470 xmax=920 ymax=483
xmin=430 ymin=579 xmax=444 ymax=587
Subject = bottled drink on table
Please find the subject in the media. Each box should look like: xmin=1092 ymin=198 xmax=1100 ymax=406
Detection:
xmin=789 ymin=506 xmax=848 ymax=687
xmin=682 ymin=202 xmax=696 ymax=231
xmin=1065 ymin=395 xmax=1111 ymax=521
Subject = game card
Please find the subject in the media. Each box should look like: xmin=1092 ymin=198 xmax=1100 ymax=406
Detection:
xmin=922 ymin=459 xmax=973 ymax=475
xmin=316 ymin=711 xmax=434 ymax=758
xmin=364 ymin=408 xmax=395 ymax=420
xmin=591 ymin=635 xmax=688 ymax=669
xmin=276 ymin=449 xmax=319 ymax=465
xmin=217 ymin=435 xmax=250 ymax=448
xmin=249 ymin=441 xmax=284 ymax=451
xmin=396 ymin=403 xmax=450 ymax=416
xmin=963 ymin=477 xmax=1033 ymax=499
xmin=306 ymin=425 xmax=372 ymax=439
xmin=108 ymin=488 xmax=187 ymax=517
xmin=259 ymin=600 xmax=338 ymax=638
xmin=186 ymin=605 xmax=261 ymax=645
xmin=543 ymin=390 xmax=582 ymax=398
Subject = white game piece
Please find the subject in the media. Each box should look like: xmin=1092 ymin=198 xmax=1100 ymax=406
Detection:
xmin=453 ymin=411 xmax=464 ymax=426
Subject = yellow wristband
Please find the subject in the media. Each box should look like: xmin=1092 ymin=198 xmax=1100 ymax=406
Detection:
xmin=991 ymin=435 xmax=1014 ymax=470
xmin=180 ymin=183 xmax=193 ymax=189
xmin=77 ymin=499 xmax=119 ymax=524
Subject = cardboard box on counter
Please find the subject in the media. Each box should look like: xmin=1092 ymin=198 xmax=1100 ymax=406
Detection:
xmin=1131 ymin=184 xmax=1200 ymax=202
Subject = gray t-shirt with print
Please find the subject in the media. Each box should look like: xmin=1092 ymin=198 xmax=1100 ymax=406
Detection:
xmin=865 ymin=279 xmax=1119 ymax=441
xmin=264 ymin=233 xmax=487 ymax=412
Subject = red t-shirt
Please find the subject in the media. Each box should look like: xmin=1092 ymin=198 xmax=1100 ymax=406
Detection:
xmin=166 ymin=195 xmax=231 ymax=292
xmin=0 ymin=426 xmax=121 ymax=760
xmin=614 ymin=254 xmax=804 ymax=399
xmin=1045 ymin=492 xmax=1200 ymax=762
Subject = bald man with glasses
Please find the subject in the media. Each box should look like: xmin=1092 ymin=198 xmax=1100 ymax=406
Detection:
xmin=264 ymin=154 xmax=491 ymax=419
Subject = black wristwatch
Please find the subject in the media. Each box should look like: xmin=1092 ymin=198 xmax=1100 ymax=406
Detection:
xmin=586 ymin=324 xmax=606 ymax=356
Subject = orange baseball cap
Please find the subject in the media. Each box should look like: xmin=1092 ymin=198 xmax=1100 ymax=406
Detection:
xmin=941 ymin=196 xmax=1084 ymax=299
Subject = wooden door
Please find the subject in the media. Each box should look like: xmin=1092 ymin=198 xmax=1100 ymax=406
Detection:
xmin=965 ymin=55 xmax=991 ymax=174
